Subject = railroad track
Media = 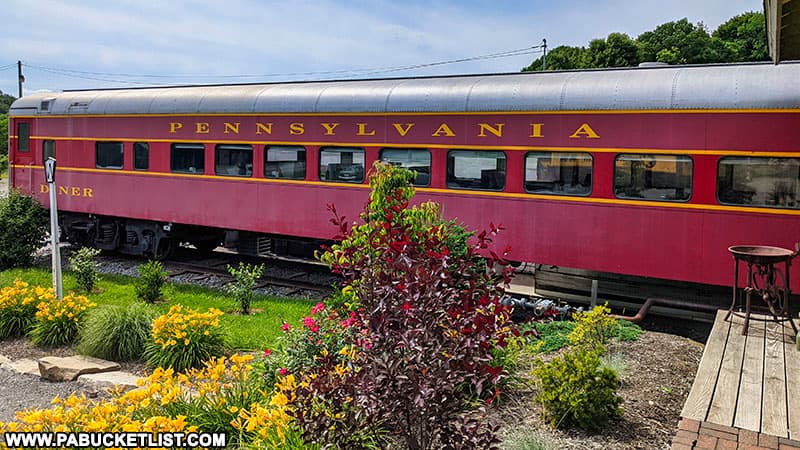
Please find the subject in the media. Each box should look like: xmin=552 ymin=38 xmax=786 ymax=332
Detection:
xmin=165 ymin=259 xmax=335 ymax=296
xmin=95 ymin=247 xmax=338 ymax=298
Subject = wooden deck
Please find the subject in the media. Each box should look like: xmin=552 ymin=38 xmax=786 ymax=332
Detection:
xmin=682 ymin=309 xmax=800 ymax=440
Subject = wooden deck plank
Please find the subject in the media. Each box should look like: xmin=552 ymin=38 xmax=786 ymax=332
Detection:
xmin=784 ymin=320 xmax=800 ymax=440
xmin=761 ymin=320 xmax=789 ymax=437
xmin=733 ymin=319 xmax=765 ymax=432
xmin=707 ymin=312 xmax=747 ymax=426
xmin=682 ymin=310 xmax=731 ymax=420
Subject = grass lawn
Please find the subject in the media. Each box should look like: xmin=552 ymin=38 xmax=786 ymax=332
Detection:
xmin=0 ymin=268 xmax=320 ymax=351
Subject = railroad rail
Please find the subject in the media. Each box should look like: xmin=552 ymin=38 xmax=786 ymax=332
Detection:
xmin=94 ymin=248 xmax=338 ymax=298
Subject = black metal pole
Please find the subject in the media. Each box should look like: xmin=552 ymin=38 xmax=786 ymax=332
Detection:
xmin=542 ymin=39 xmax=547 ymax=71
xmin=17 ymin=61 xmax=23 ymax=98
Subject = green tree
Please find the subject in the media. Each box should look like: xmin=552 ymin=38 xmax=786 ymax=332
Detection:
xmin=588 ymin=32 xmax=641 ymax=68
xmin=0 ymin=113 xmax=8 ymax=176
xmin=713 ymin=11 xmax=769 ymax=62
xmin=636 ymin=18 xmax=720 ymax=64
xmin=0 ymin=91 xmax=16 ymax=115
xmin=523 ymin=45 xmax=590 ymax=71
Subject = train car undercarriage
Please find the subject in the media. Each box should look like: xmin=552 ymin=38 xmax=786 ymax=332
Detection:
xmin=58 ymin=212 xmax=327 ymax=260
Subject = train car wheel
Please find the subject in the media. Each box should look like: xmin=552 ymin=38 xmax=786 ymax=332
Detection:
xmin=192 ymin=239 xmax=219 ymax=255
xmin=153 ymin=238 xmax=175 ymax=260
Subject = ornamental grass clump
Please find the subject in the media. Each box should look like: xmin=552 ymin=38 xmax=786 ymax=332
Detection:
xmin=77 ymin=302 xmax=158 ymax=362
xmin=30 ymin=292 xmax=96 ymax=347
xmin=0 ymin=279 xmax=54 ymax=339
xmin=144 ymin=304 xmax=226 ymax=372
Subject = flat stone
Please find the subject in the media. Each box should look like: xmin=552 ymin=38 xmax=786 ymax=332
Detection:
xmin=77 ymin=371 xmax=141 ymax=392
xmin=1 ymin=358 xmax=41 ymax=376
xmin=38 ymin=356 xmax=120 ymax=382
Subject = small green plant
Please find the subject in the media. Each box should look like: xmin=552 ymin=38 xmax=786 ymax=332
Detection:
xmin=600 ymin=351 xmax=629 ymax=378
xmin=533 ymin=347 xmax=623 ymax=430
xmin=531 ymin=320 xmax=576 ymax=353
xmin=143 ymin=304 xmax=226 ymax=372
xmin=0 ymin=190 xmax=48 ymax=270
xmin=69 ymin=247 xmax=102 ymax=293
xmin=615 ymin=319 xmax=643 ymax=341
xmin=30 ymin=293 xmax=96 ymax=347
xmin=135 ymin=260 xmax=167 ymax=303
xmin=501 ymin=427 xmax=557 ymax=450
xmin=77 ymin=303 xmax=158 ymax=361
xmin=568 ymin=304 xmax=618 ymax=349
xmin=225 ymin=262 xmax=264 ymax=315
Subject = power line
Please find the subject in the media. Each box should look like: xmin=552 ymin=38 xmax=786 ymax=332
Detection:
xmin=19 ymin=43 xmax=544 ymax=85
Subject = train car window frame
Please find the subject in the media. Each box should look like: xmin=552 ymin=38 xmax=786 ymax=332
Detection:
xmin=215 ymin=144 xmax=253 ymax=177
xmin=170 ymin=143 xmax=205 ymax=174
xmin=95 ymin=141 xmax=124 ymax=170
xmin=446 ymin=150 xmax=506 ymax=191
xmin=524 ymin=151 xmax=593 ymax=196
xmin=319 ymin=147 xmax=366 ymax=183
xmin=133 ymin=142 xmax=149 ymax=171
xmin=717 ymin=156 xmax=799 ymax=210
xmin=42 ymin=140 xmax=55 ymax=163
xmin=613 ymin=153 xmax=693 ymax=202
xmin=17 ymin=123 xmax=30 ymax=152
xmin=379 ymin=148 xmax=431 ymax=186
xmin=265 ymin=145 xmax=306 ymax=180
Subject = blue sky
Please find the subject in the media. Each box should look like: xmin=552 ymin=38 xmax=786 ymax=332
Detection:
xmin=0 ymin=0 xmax=762 ymax=96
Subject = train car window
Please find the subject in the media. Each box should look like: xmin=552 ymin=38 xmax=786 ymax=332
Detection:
xmin=17 ymin=123 xmax=30 ymax=152
xmin=95 ymin=142 xmax=123 ymax=169
xmin=171 ymin=143 xmax=205 ymax=174
xmin=446 ymin=150 xmax=506 ymax=191
xmin=265 ymin=146 xmax=306 ymax=179
xmin=134 ymin=142 xmax=149 ymax=170
xmin=215 ymin=144 xmax=253 ymax=177
xmin=717 ymin=157 xmax=799 ymax=209
xmin=524 ymin=152 xmax=592 ymax=196
xmin=319 ymin=147 xmax=365 ymax=183
xmin=379 ymin=148 xmax=431 ymax=186
xmin=42 ymin=140 xmax=56 ymax=162
xmin=614 ymin=154 xmax=692 ymax=202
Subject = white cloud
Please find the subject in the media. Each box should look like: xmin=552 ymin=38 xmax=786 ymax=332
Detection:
xmin=0 ymin=0 xmax=764 ymax=95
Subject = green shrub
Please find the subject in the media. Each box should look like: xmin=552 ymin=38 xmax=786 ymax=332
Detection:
xmin=615 ymin=319 xmax=643 ymax=341
xmin=0 ymin=152 xmax=7 ymax=177
xmin=533 ymin=347 xmax=623 ymax=430
xmin=69 ymin=247 xmax=102 ymax=294
xmin=531 ymin=320 xmax=576 ymax=353
xmin=225 ymin=262 xmax=264 ymax=315
xmin=143 ymin=304 xmax=226 ymax=372
xmin=0 ymin=190 xmax=48 ymax=270
xmin=77 ymin=303 xmax=158 ymax=361
xmin=568 ymin=304 xmax=617 ymax=349
xmin=135 ymin=260 xmax=167 ymax=303
xmin=0 ymin=279 xmax=53 ymax=339
xmin=30 ymin=293 xmax=96 ymax=347
xmin=297 ymin=162 xmax=515 ymax=450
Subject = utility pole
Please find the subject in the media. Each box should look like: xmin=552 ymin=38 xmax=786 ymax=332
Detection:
xmin=542 ymin=39 xmax=547 ymax=71
xmin=17 ymin=61 xmax=24 ymax=98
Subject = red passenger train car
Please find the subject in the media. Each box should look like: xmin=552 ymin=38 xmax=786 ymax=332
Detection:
xmin=6 ymin=63 xmax=800 ymax=291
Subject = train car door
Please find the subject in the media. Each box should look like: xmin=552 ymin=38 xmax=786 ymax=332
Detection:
xmin=11 ymin=119 xmax=34 ymax=193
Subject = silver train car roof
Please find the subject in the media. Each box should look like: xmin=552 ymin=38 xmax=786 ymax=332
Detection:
xmin=10 ymin=62 xmax=800 ymax=116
